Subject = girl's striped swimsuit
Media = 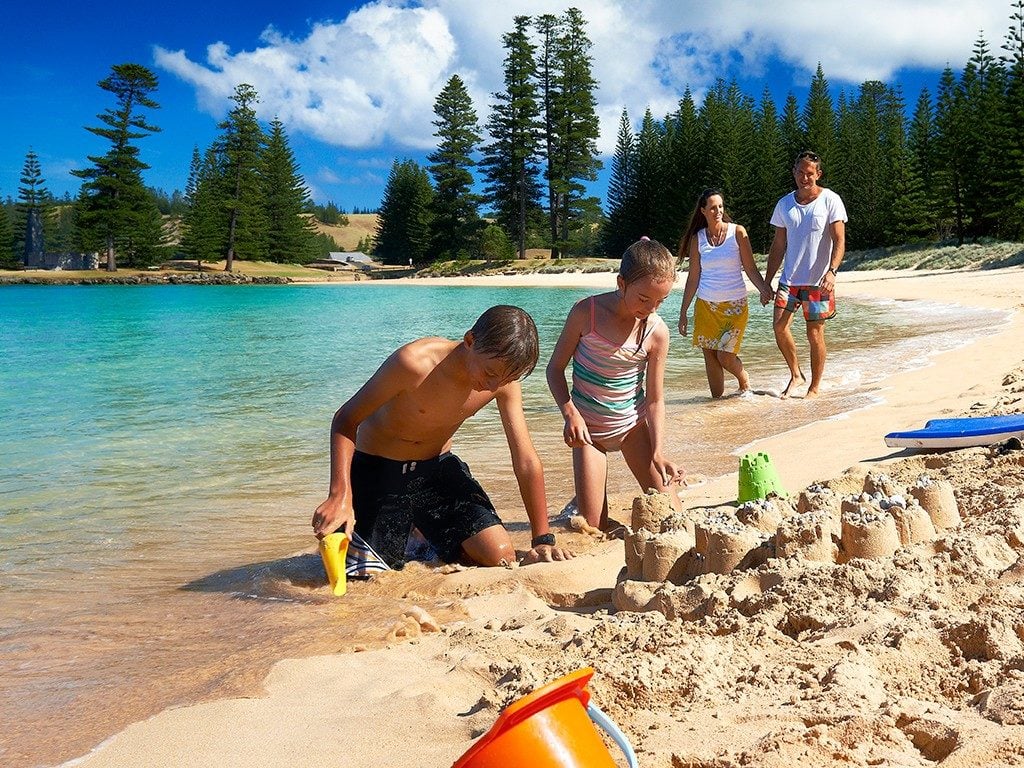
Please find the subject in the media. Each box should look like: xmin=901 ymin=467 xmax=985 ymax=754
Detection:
xmin=571 ymin=296 xmax=662 ymax=442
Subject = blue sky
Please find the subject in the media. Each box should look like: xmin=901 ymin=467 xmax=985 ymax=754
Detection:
xmin=0 ymin=0 xmax=1013 ymax=212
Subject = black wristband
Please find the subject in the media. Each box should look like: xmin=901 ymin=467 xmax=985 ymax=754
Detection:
xmin=531 ymin=533 xmax=556 ymax=547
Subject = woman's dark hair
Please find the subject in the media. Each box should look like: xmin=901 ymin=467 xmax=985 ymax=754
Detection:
xmin=470 ymin=305 xmax=539 ymax=379
xmin=677 ymin=188 xmax=731 ymax=263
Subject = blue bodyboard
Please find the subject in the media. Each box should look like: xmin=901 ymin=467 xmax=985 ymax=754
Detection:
xmin=885 ymin=414 xmax=1024 ymax=448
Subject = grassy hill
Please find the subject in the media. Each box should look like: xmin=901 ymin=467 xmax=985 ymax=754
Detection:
xmin=314 ymin=213 xmax=378 ymax=251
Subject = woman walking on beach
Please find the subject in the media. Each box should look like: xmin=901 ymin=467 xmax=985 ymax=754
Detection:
xmin=678 ymin=188 xmax=773 ymax=397
xmin=547 ymin=237 xmax=686 ymax=530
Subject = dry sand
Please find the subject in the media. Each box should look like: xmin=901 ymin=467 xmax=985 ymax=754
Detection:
xmin=71 ymin=267 xmax=1024 ymax=768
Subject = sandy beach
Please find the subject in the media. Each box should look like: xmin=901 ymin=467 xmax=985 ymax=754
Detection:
xmin=67 ymin=266 xmax=1024 ymax=768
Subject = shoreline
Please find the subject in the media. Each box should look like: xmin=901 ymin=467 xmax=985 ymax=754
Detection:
xmin=50 ymin=265 xmax=1024 ymax=767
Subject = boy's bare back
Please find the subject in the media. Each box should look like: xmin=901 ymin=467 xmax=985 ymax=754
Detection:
xmin=355 ymin=337 xmax=505 ymax=461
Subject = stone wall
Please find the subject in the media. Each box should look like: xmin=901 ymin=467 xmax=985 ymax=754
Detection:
xmin=24 ymin=251 xmax=100 ymax=270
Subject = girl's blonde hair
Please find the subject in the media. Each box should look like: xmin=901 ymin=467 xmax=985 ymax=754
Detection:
xmin=619 ymin=237 xmax=676 ymax=285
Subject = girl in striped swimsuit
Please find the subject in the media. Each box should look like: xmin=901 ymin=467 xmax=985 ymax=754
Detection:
xmin=547 ymin=238 xmax=686 ymax=530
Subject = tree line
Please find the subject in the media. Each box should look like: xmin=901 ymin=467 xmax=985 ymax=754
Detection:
xmin=3 ymin=3 xmax=1022 ymax=271
xmin=377 ymin=2 xmax=1024 ymax=264
xmin=604 ymin=2 xmax=1024 ymax=256
xmin=374 ymin=8 xmax=602 ymax=265
xmin=1 ymin=66 xmax=337 ymax=271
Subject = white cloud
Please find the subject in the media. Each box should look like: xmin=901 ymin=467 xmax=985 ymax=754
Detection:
xmin=155 ymin=2 xmax=457 ymax=149
xmin=155 ymin=0 xmax=1011 ymax=157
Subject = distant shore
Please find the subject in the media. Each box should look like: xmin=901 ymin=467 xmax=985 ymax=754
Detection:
xmin=3 ymin=239 xmax=1021 ymax=287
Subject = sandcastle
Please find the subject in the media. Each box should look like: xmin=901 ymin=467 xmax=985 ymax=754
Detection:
xmin=736 ymin=495 xmax=791 ymax=533
xmin=775 ymin=509 xmax=839 ymax=562
xmin=695 ymin=509 xmax=769 ymax=574
xmin=623 ymin=490 xmax=696 ymax=583
xmin=613 ymin=469 xmax=964 ymax=617
xmin=909 ymin=474 xmax=962 ymax=529
xmin=642 ymin=531 xmax=695 ymax=582
xmin=797 ymin=483 xmax=841 ymax=516
xmin=890 ymin=500 xmax=937 ymax=546
xmin=632 ymin=489 xmax=674 ymax=533
xmin=862 ymin=471 xmax=904 ymax=498
xmin=624 ymin=527 xmax=651 ymax=580
xmin=839 ymin=500 xmax=901 ymax=560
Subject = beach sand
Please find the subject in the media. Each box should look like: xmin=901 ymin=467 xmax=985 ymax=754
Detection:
xmin=70 ymin=267 xmax=1024 ymax=768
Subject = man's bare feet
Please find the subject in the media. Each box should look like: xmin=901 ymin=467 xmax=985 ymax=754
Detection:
xmin=804 ymin=387 xmax=820 ymax=399
xmin=779 ymin=373 xmax=806 ymax=399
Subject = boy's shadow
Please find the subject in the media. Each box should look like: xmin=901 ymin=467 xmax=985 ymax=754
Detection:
xmin=181 ymin=552 xmax=327 ymax=598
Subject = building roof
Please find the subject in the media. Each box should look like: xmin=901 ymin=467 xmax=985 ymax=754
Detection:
xmin=326 ymin=251 xmax=374 ymax=264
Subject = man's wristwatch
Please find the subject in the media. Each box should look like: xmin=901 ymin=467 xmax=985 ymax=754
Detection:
xmin=531 ymin=533 xmax=556 ymax=547
xmin=826 ymin=267 xmax=837 ymax=275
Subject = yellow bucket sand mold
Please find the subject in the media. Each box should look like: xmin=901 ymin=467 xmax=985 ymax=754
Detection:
xmin=318 ymin=532 xmax=349 ymax=596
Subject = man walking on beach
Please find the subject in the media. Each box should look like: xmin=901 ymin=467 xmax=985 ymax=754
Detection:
xmin=311 ymin=305 xmax=571 ymax=570
xmin=763 ymin=150 xmax=847 ymax=398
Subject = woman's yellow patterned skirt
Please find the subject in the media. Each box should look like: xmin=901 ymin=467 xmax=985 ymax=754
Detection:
xmin=692 ymin=297 xmax=748 ymax=353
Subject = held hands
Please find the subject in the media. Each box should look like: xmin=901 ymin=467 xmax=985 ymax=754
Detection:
xmin=311 ymin=496 xmax=353 ymax=539
xmin=758 ymin=284 xmax=774 ymax=306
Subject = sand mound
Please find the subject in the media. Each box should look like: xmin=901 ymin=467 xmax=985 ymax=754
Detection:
xmin=398 ymin=438 xmax=1024 ymax=767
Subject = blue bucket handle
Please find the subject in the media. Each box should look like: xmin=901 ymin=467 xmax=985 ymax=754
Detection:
xmin=586 ymin=702 xmax=639 ymax=768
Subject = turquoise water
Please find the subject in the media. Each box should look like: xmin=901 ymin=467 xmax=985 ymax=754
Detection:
xmin=0 ymin=282 xmax=1002 ymax=767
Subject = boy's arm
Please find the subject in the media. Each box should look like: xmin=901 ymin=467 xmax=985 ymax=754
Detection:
xmin=311 ymin=345 xmax=421 ymax=538
xmin=495 ymin=382 xmax=572 ymax=563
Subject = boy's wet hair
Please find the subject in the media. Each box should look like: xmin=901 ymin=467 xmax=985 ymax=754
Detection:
xmin=470 ymin=305 xmax=540 ymax=379
xmin=619 ymin=237 xmax=676 ymax=286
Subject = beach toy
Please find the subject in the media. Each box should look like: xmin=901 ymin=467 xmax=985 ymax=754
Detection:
xmin=318 ymin=532 xmax=349 ymax=596
xmin=737 ymin=451 xmax=787 ymax=503
xmin=451 ymin=667 xmax=638 ymax=768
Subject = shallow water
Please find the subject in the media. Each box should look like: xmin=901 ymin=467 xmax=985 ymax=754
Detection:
xmin=0 ymin=282 xmax=1003 ymax=767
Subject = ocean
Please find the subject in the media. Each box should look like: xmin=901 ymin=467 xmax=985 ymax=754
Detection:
xmin=0 ymin=281 xmax=1003 ymax=767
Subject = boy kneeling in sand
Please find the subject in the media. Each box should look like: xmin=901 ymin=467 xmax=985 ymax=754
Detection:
xmin=312 ymin=305 xmax=572 ymax=569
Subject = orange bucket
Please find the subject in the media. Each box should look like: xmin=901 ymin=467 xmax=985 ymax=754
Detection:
xmin=452 ymin=667 xmax=638 ymax=768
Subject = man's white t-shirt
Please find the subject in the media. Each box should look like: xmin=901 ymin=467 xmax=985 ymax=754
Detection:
xmin=770 ymin=188 xmax=848 ymax=286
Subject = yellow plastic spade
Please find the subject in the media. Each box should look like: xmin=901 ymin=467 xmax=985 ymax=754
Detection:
xmin=318 ymin=532 xmax=349 ymax=596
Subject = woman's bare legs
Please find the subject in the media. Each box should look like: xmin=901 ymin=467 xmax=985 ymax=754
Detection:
xmin=703 ymin=348 xmax=749 ymax=397
xmin=701 ymin=349 xmax=725 ymax=398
